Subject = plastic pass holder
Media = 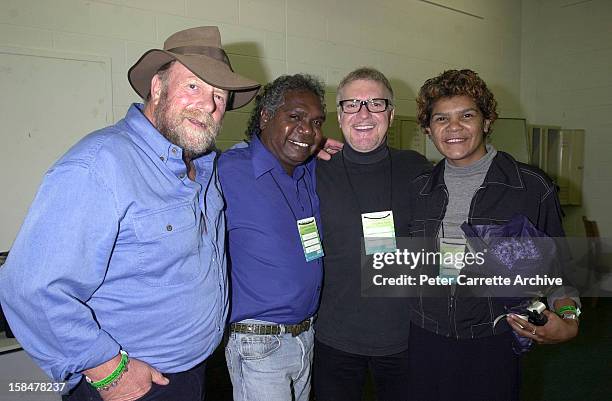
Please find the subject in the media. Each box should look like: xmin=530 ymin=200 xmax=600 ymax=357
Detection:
xmin=297 ymin=217 xmax=324 ymax=262
xmin=438 ymin=237 xmax=467 ymax=282
xmin=361 ymin=211 xmax=396 ymax=255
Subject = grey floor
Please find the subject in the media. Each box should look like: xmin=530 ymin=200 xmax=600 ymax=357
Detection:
xmin=205 ymin=298 xmax=611 ymax=401
xmin=521 ymin=297 xmax=611 ymax=401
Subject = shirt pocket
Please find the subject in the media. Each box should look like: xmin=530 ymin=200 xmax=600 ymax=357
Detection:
xmin=132 ymin=202 xmax=201 ymax=287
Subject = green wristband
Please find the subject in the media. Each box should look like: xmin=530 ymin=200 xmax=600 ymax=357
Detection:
xmin=87 ymin=350 xmax=129 ymax=390
xmin=556 ymin=305 xmax=577 ymax=316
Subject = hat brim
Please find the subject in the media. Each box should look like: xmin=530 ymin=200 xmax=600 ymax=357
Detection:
xmin=128 ymin=49 xmax=260 ymax=110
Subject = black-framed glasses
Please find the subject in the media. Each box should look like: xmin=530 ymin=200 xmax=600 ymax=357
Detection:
xmin=338 ymin=98 xmax=392 ymax=114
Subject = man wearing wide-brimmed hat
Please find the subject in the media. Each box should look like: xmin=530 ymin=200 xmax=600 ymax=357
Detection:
xmin=0 ymin=26 xmax=259 ymax=401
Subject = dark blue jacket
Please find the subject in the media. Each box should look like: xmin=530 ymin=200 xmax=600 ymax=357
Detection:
xmin=406 ymin=151 xmax=565 ymax=339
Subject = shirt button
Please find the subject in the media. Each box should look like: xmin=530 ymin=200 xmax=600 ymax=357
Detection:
xmin=166 ymin=224 xmax=173 ymax=231
xmin=171 ymin=148 xmax=178 ymax=154
xmin=179 ymin=173 xmax=185 ymax=179
xmin=159 ymin=156 xmax=165 ymax=161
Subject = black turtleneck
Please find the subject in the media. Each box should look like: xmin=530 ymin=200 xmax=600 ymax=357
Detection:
xmin=342 ymin=140 xmax=390 ymax=164
xmin=315 ymin=143 xmax=431 ymax=355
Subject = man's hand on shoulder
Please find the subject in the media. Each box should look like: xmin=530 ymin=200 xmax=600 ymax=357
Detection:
xmin=317 ymin=137 xmax=344 ymax=160
xmin=85 ymin=354 xmax=169 ymax=401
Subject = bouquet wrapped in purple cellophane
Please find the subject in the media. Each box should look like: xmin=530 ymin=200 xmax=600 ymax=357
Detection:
xmin=461 ymin=214 xmax=561 ymax=353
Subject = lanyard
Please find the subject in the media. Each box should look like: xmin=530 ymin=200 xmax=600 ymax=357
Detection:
xmin=340 ymin=150 xmax=393 ymax=213
xmin=268 ymin=168 xmax=314 ymax=221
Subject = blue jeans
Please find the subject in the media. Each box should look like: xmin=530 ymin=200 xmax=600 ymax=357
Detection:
xmin=225 ymin=320 xmax=314 ymax=401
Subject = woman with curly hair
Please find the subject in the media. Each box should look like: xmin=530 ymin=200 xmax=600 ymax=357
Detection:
xmin=406 ymin=69 xmax=580 ymax=401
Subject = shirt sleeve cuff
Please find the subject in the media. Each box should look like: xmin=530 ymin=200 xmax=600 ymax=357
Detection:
xmin=61 ymin=331 xmax=121 ymax=388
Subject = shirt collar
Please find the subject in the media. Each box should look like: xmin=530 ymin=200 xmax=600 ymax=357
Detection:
xmin=250 ymin=134 xmax=311 ymax=181
xmin=419 ymin=148 xmax=524 ymax=195
xmin=482 ymin=150 xmax=524 ymax=189
xmin=124 ymin=103 xmax=217 ymax=172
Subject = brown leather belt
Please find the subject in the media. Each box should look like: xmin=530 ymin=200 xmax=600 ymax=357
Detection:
xmin=230 ymin=319 xmax=311 ymax=337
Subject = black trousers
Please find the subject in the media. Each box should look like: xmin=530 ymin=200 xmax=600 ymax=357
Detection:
xmin=408 ymin=323 xmax=520 ymax=401
xmin=63 ymin=360 xmax=206 ymax=401
xmin=313 ymin=339 xmax=411 ymax=401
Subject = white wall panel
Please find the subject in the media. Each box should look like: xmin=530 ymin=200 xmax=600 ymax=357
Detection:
xmin=0 ymin=47 xmax=112 ymax=250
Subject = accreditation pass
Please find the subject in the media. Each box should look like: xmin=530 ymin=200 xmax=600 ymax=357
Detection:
xmin=297 ymin=217 xmax=324 ymax=262
xmin=361 ymin=211 xmax=397 ymax=254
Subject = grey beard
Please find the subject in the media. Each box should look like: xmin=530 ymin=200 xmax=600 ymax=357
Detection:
xmin=153 ymin=95 xmax=220 ymax=159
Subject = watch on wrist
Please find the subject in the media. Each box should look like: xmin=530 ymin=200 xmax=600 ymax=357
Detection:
xmin=561 ymin=312 xmax=579 ymax=324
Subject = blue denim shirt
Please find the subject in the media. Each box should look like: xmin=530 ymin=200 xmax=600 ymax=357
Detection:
xmin=0 ymin=104 xmax=227 ymax=389
xmin=219 ymin=135 xmax=323 ymax=325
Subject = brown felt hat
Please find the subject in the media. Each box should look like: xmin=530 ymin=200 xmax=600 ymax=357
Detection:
xmin=128 ymin=26 xmax=260 ymax=110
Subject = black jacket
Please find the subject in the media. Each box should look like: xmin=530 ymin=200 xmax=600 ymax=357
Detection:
xmin=406 ymin=151 xmax=565 ymax=339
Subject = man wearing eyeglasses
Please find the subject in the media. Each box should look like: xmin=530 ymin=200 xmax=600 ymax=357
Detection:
xmin=313 ymin=67 xmax=430 ymax=401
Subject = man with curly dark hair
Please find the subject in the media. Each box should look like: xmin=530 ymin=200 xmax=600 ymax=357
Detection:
xmin=407 ymin=69 xmax=580 ymax=400
xmin=218 ymin=74 xmax=326 ymax=401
